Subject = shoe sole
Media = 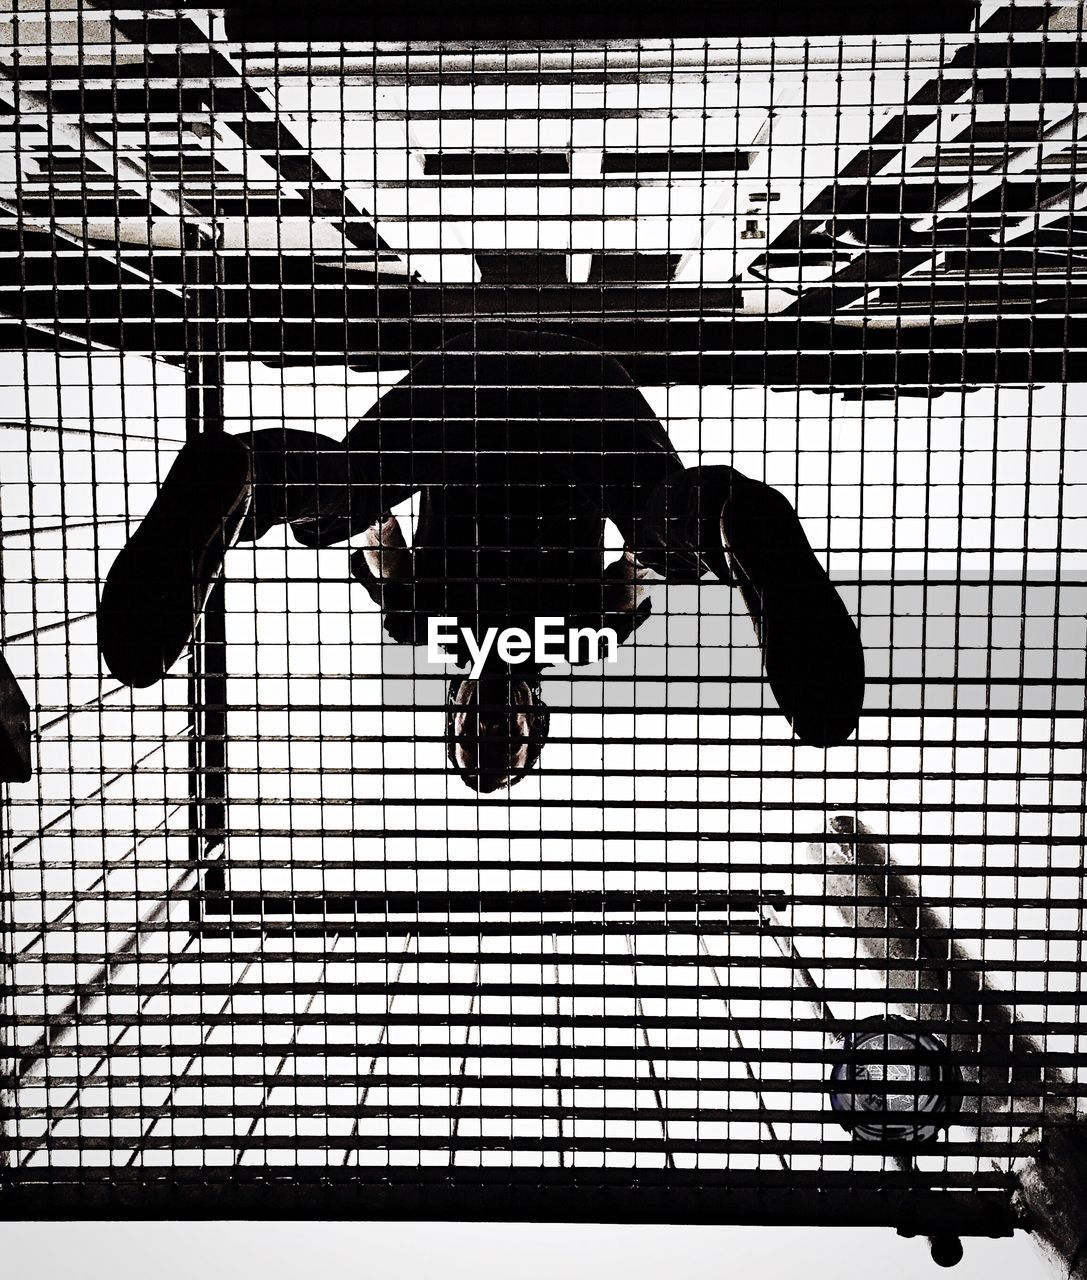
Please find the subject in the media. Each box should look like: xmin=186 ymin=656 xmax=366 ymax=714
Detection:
xmin=98 ymin=434 xmax=252 ymax=688
xmin=721 ymin=478 xmax=865 ymax=747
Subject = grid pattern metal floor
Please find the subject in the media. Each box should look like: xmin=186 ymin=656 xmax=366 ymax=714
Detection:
xmin=0 ymin=0 xmax=1085 ymax=1231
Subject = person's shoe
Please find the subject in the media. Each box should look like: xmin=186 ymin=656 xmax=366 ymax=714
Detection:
xmin=98 ymin=433 xmax=252 ymax=688
xmin=720 ymin=474 xmax=865 ymax=747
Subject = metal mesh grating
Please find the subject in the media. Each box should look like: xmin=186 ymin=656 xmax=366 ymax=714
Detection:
xmin=0 ymin=0 xmax=1085 ymax=1230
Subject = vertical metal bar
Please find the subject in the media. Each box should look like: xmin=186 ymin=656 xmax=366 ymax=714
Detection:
xmin=342 ymin=932 xmax=417 ymax=1167
xmin=183 ymin=210 xmax=228 ymax=914
xmin=127 ymin=950 xmax=255 ymax=1167
xmin=448 ymin=960 xmax=481 ymax=1166
xmin=698 ymin=936 xmax=791 ymax=1172
xmin=233 ymin=941 xmax=340 ymax=1165
xmin=624 ymin=934 xmax=675 ymax=1170
xmin=550 ymin=934 xmax=567 ymax=1167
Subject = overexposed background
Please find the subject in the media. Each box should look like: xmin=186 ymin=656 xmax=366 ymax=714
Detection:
xmin=0 ymin=1221 xmax=1053 ymax=1280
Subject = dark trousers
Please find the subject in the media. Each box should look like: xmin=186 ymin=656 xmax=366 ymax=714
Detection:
xmin=237 ymin=328 xmax=738 ymax=584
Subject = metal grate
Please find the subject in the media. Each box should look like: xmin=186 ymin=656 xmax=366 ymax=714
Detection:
xmin=0 ymin=0 xmax=1085 ymax=1234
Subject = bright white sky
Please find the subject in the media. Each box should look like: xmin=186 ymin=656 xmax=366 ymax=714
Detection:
xmin=2 ymin=1221 xmax=1053 ymax=1280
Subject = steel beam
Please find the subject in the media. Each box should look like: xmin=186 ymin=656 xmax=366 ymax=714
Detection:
xmin=106 ymin=9 xmax=401 ymax=263
xmin=222 ymin=0 xmax=980 ymax=41
xmin=0 ymin=1166 xmax=1018 ymax=1233
xmin=1 ymin=310 xmax=1084 ymax=386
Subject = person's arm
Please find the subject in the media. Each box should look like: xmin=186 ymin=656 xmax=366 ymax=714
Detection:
xmin=349 ymin=513 xmax=424 ymax=645
xmin=601 ymin=550 xmax=654 ymax=646
xmin=359 ymin=511 xmax=412 ymax=580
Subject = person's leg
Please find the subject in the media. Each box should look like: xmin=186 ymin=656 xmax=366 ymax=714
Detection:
xmin=718 ymin=469 xmax=865 ymax=748
xmin=97 ymin=431 xmax=253 ymax=688
xmin=643 ymin=464 xmax=866 ymax=748
xmin=632 ymin=463 xmax=736 ymax=584
xmin=100 ymin=379 xmax=485 ymax=678
xmin=239 ymin=426 xmax=353 ymax=542
xmin=99 ymin=360 xmax=516 ymax=684
xmin=240 ymin=422 xmax=434 ymax=547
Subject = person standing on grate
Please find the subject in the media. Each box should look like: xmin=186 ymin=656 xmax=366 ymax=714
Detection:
xmin=98 ymin=326 xmax=865 ymax=793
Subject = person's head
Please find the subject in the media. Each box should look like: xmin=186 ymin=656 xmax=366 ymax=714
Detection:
xmin=446 ymin=665 xmax=550 ymax=794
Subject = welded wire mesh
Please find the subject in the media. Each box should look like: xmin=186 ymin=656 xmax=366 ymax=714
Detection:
xmin=0 ymin=0 xmax=1085 ymax=1228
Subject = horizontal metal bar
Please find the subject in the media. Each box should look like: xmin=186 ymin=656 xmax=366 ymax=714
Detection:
xmin=17 ymin=888 xmax=779 ymax=912
xmin=185 ymin=887 xmax=1087 ymax=912
xmin=8 ymin=899 xmax=1083 ymax=940
xmin=0 ymin=1064 xmax=1066 ymax=1098
xmin=0 ymin=1133 xmax=1043 ymax=1158
xmin=0 ymin=1101 xmax=1047 ymax=1126
xmin=17 ymin=1034 xmax=1085 ymax=1068
xmin=3 ymin=1008 xmax=1074 ymax=1042
xmin=13 ymin=881 xmax=1085 ymax=910
xmin=10 ymin=946 xmax=1084 ymax=974
xmin=197 ymin=921 xmax=1087 ymax=943
xmin=7 ymin=974 xmax=1075 ymax=1003
xmin=0 ymin=1169 xmax=1018 ymax=1233
xmin=7 ymin=825 xmax=1085 ymax=847
xmin=16 ymin=776 xmax=1082 ymax=800
xmin=192 ymin=919 xmax=775 ymax=938
xmin=31 ymin=792 xmax=1074 ymax=817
